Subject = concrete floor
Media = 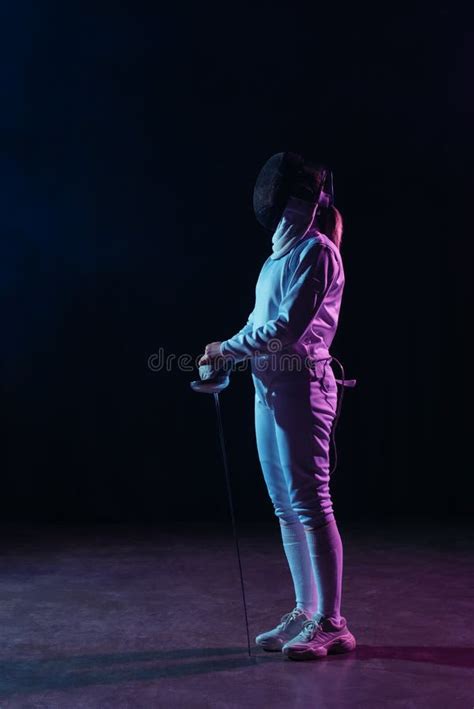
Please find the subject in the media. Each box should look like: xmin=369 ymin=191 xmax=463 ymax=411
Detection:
xmin=0 ymin=520 xmax=472 ymax=708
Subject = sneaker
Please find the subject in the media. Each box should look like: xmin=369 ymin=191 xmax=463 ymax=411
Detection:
xmin=255 ymin=607 xmax=313 ymax=652
xmin=282 ymin=614 xmax=356 ymax=660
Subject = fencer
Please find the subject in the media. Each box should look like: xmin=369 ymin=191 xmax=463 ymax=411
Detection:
xmin=199 ymin=152 xmax=356 ymax=661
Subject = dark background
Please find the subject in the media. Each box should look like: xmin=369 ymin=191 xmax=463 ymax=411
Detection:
xmin=1 ymin=2 xmax=472 ymax=525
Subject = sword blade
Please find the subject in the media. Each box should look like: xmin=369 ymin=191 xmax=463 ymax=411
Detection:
xmin=213 ymin=392 xmax=251 ymax=657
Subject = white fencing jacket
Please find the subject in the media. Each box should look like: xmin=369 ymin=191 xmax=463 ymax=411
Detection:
xmin=220 ymin=230 xmax=345 ymax=365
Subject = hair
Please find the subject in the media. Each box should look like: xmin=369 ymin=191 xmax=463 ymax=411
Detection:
xmin=316 ymin=205 xmax=343 ymax=250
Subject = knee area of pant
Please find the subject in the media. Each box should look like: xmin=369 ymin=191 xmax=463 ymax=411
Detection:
xmin=279 ymin=516 xmax=300 ymax=527
xmin=277 ymin=510 xmax=300 ymax=525
xmin=302 ymin=512 xmax=336 ymax=533
xmin=280 ymin=507 xmax=334 ymax=531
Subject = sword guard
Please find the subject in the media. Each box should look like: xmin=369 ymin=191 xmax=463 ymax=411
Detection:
xmin=190 ymin=363 xmax=231 ymax=394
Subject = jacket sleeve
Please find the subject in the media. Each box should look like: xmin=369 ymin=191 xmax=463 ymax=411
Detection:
xmin=219 ymin=309 xmax=254 ymax=356
xmin=220 ymin=242 xmax=338 ymax=363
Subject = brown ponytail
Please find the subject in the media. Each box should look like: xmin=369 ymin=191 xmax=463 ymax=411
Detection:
xmin=316 ymin=205 xmax=343 ymax=250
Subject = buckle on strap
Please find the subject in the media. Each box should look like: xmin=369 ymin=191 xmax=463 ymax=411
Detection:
xmin=335 ymin=378 xmax=357 ymax=388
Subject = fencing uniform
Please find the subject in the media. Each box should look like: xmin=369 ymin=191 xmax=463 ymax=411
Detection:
xmin=221 ymin=229 xmax=344 ymax=530
xmin=216 ymin=155 xmax=355 ymax=652
xmin=220 ymin=220 xmax=346 ymax=623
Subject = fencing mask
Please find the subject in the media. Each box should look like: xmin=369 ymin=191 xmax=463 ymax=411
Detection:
xmin=253 ymin=152 xmax=334 ymax=233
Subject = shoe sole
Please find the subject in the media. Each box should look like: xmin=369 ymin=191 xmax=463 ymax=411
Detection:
xmin=283 ymin=633 xmax=356 ymax=661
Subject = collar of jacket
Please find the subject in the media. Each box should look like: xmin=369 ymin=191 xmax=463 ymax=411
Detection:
xmin=270 ymin=196 xmax=318 ymax=260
